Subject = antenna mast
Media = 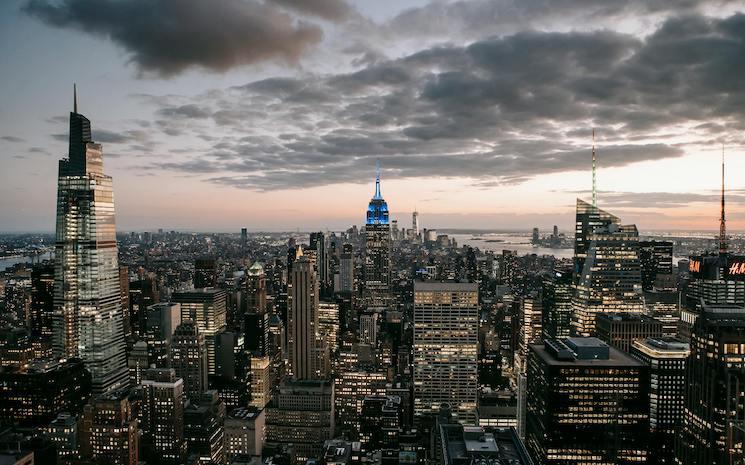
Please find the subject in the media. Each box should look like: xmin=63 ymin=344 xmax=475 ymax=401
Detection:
xmin=720 ymin=145 xmax=727 ymax=254
xmin=592 ymin=128 xmax=597 ymax=208
xmin=73 ymin=83 xmax=78 ymax=113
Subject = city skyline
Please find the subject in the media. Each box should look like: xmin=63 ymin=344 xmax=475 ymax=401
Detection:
xmin=3 ymin=0 xmax=745 ymax=232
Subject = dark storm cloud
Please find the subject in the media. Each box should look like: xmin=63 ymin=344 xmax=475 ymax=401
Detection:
xmin=385 ymin=0 xmax=734 ymax=40
xmin=1 ymin=136 xmax=25 ymax=143
xmin=23 ymin=0 xmax=327 ymax=76
xmin=156 ymin=104 xmax=211 ymax=119
xmin=143 ymin=11 xmax=745 ymax=191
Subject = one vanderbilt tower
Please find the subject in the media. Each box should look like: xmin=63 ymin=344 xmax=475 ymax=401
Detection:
xmin=52 ymin=86 xmax=128 ymax=394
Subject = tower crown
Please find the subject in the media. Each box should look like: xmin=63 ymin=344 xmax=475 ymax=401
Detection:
xmin=367 ymin=164 xmax=389 ymax=225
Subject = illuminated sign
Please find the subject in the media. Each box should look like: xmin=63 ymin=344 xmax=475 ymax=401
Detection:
xmin=689 ymin=260 xmax=701 ymax=274
xmin=730 ymin=262 xmax=745 ymax=276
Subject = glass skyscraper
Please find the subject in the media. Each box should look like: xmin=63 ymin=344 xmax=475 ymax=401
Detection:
xmin=52 ymin=92 xmax=128 ymax=394
xmin=364 ymin=169 xmax=391 ymax=311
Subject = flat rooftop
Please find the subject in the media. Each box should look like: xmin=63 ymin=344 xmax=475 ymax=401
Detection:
xmin=532 ymin=339 xmax=644 ymax=367
xmin=414 ymin=281 xmax=478 ymax=292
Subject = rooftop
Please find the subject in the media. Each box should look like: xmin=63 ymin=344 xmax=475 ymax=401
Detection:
xmin=534 ymin=338 xmax=643 ymax=367
xmin=440 ymin=425 xmax=533 ymax=465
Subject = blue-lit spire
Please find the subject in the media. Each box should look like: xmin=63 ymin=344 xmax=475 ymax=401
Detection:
xmin=367 ymin=161 xmax=389 ymax=225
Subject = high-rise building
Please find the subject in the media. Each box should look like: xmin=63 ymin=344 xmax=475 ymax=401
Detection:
xmin=630 ymin=338 xmax=689 ymax=465
xmin=596 ymin=312 xmax=663 ymax=353
xmin=144 ymin=302 xmax=181 ymax=367
xmin=265 ymin=380 xmax=335 ymax=464
xmin=47 ymin=412 xmax=80 ymax=460
xmin=172 ymin=288 xmax=227 ymax=374
xmin=244 ymin=262 xmax=268 ymax=356
xmin=676 ymin=304 xmax=745 ymax=464
xmin=359 ymin=312 xmax=378 ymax=347
xmin=572 ymin=222 xmax=645 ymax=337
xmin=439 ymin=424 xmax=533 ymax=465
xmin=169 ymin=320 xmax=208 ymax=399
xmin=225 ymin=407 xmax=264 ymax=460
xmin=311 ymin=232 xmax=331 ymax=296
xmin=318 ymin=302 xmax=340 ymax=355
xmin=359 ymin=395 xmax=402 ymax=453
xmin=639 ymin=241 xmax=674 ymax=291
xmin=412 ymin=210 xmax=420 ymax=241
xmin=541 ymin=266 xmax=573 ymax=340
xmin=127 ymin=340 xmax=149 ymax=386
xmin=119 ymin=266 xmax=131 ymax=337
xmin=139 ymin=368 xmax=186 ymax=465
xmin=364 ymin=168 xmax=391 ymax=311
xmin=80 ymin=389 xmax=139 ymax=465
xmin=52 ymin=92 xmax=128 ymax=394
xmin=249 ymin=355 xmax=271 ymax=409
xmin=194 ymin=257 xmax=218 ymax=289
xmin=338 ymin=243 xmax=354 ymax=294
xmin=335 ymin=370 xmax=387 ymax=438
xmin=413 ymin=282 xmax=478 ymax=424
xmin=0 ymin=358 xmax=91 ymax=427
xmin=30 ymin=263 xmax=54 ymax=357
xmin=288 ymin=253 xmax=321 ymax=380
xmin=573 ymin=198 xmax=620 ymax=282
xmin=241 ymin=228 xmax=248 ymax=247
xmin=525 ymin=338 xmax=650 ymax=464
xmin=184 ymin=390 xmax=226 ymax=465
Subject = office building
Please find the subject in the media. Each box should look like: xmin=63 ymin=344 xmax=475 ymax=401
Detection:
xmin=631 ymin=338 xmax=689 ymax=465
xmin=439 ymin=424 xmax=533 ymax=465
xmin=184 ymin=390 xmax=226 ymax=465
xmin=572 ymin=223 xmax=645 ymax=337
xmin=0 ymin=358 xmax=91 ymax=427
xmin=172 ymin=288 xmax=227 ymax=374
xmin=638 ymin=241 xmax=674 ymax=292
xmin=311 ymin=232 xmax=331 ymax=296
xmin=359 ymin=312 xmax=378 ymax=347
xmin=144 ymin=302 xmax=181 ymax=366
xmin=30 ymin=263 xmax=54 ymax=357
xmin=127 ymin=340 xmax=149 ymax=386
xmin=525 ymin=338 xmax=649 ymax=464
xmin=573 ymin=198 xmax=620 ymax=282
xmin=335 ymin=370 xmax=387 ymax=438
xmin=250 ymin=355 xmax=271 ymax=409
xmin=245 ymin=262 xmax=268 ymax=356
xmin=52 ymin=93 xmax=128 ymax=394
xmin=194 ymin=257 xmax=218 ymax=288
xmin=596 ymin=313 xmax=663 ymax=353
xmin=413 ymin=282 xmax=478 ymax=424
xmin=80 ymin=389 xmax=139 ymax=465
xmin=265 ymin=379 xmax=335 ymax=464
xmin=318 ymin=302 xmax=340 ymax=355
xmin=225 ymin=407 xmax=265 ymax=460
xmin=359 ymin=395 xmax=402 ymax=453
xmin=338 ymin=244 xmax=354 ymax=294
xmin=541 ymin=266 xmax=573 ymax=340
xmin=169 ymin=320 xmax=208 ymax=398
xmin=676 ymin=304 xmax=745 ymax=464
xmin=139 ymin=368 xmax=186 ymax=465
xmin=47 ymin=412 xmax=80 ymax=460
xmin=364 ymin=169 xmax=391 ymax=311
xmin=288 ymin=253 xmax=321 ymax=380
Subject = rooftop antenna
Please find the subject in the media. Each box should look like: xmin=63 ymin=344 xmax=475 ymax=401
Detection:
xmin=720 ymin=144 xmax=727 ymax=255
xmin=592 ymin=128 xmax=597 ymax=208
xmin=73 ymin=83 xmax=78 ymax=113
xmin=375 ymin=160 xmax=382 ymax=199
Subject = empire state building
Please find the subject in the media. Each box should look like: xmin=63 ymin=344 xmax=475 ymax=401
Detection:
xmin=363 ymin=166 xmax=391 ymax=311
xmin=52 ymin=87 xmax=128 ymax=394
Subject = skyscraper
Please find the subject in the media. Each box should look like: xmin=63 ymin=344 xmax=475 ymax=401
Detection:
xmin=244 ymin=262 xmax=268 ymax=356
xmin=139 ymin=368 xmax=186 ymax=465
xmin=411 ymin=210 xmax=420 ymax=241
xmin=194 ymin=257 xmax=218 ymax=289
xmin=541 ymin=265 xmax=573 ymax=340
xmin=310 ymin=232 xmax=331 ymax=296
xmin=526 ymin=338 xmax=650 ymax=464
xmin=413 ymin=281 xmax=478 ymax=424
xmin=52 ymin=88 xmax=128 ymax=394
xmin=572 ymin=223 xmax=645 ymax=337
xmin=288 ymin=252 xmax=321 ymax=380
xmin=364 ymin=167 xmax=391 ymax=311
xmin=573 ymin=198 xmax=620 ymax=282
xmin=338 ymin=243 xmax=354 ymax=294
xmin=169 ymin=320 xmax=208 ymax=399
xmin=172 ymin=288 xmax=227 ymax=374
xmin=631 ymin=338 xmax=689 ymax=465
xmin=80 ymin=389 xmax=139 ymax=465
xmin=676 ymin=304 xmax=745 ymax=464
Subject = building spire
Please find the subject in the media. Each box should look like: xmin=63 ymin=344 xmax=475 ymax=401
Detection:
xmin=73 ymin=83 xmax=78 ymax=113
xmin=592 ymin=128 xmax=597 ymax=208
xmin=374 ymin=160 xmax=382 ymax=199
xmin=720 ymin=145 xmax=727 ymax=255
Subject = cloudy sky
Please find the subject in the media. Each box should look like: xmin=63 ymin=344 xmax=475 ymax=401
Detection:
xmin=2 ymin=0 xmax=745 ymax=232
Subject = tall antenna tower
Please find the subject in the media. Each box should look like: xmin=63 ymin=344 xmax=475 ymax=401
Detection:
xmin=592 ymin=128 xmax=597 ymax=208
xmin=719 ymin=145 xmax=727 ymax=254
